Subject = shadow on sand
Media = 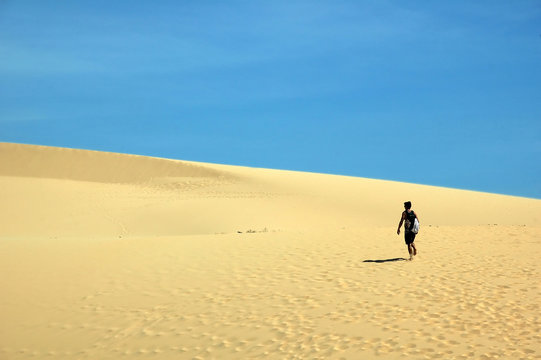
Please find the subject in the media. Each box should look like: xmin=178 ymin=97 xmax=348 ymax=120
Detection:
xmin=363 ymin=258 xmax=407 ymax=263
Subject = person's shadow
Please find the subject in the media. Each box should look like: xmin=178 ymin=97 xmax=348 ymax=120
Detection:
xmin=363 ymin=258 xmax=407 ymax=263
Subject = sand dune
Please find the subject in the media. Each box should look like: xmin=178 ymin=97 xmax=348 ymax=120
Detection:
xmin=1 ymin=143 xmax=540 ymax=359
xmin=0 ymin=143 xmax=224 ymax=183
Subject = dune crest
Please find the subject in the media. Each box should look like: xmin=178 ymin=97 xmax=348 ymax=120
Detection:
xmin=1 ymin=142 xmax=539 ymax=239
xmin=0 ymin=142 xmax=227 ymax=184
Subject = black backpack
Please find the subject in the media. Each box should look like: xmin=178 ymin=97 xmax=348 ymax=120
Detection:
xmin=405 ymin=210 xmax=417 ymax=230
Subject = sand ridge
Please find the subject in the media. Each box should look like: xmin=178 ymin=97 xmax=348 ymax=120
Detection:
xmin=1 ymin=143 xmax=539 ymax=238
xmin=0 ymin=142 xmax=227 ymax=184
xmin=1 ymin=143 xmax=540 ymax=359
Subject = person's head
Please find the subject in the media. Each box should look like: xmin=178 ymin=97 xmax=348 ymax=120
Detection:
xmin=404 ymin=201 xmax=412 ymax=210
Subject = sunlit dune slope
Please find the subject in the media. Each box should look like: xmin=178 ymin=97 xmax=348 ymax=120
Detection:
xmin=1 ymin=142 xmax=539 ymax=238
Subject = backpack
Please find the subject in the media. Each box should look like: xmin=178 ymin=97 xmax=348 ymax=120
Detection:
xmin=406 ymin=210 xmax=420 ymax=234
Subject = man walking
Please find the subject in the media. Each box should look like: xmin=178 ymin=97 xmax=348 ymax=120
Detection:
xmin=397 ymin=201 xmax=418 ymax=260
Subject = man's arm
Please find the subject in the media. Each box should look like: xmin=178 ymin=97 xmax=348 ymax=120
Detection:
xmin=397 ymin=211 xmax=405 ymax=235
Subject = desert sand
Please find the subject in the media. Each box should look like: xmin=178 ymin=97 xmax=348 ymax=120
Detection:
xmin=1 ymin=142 xmax=540 ymax=360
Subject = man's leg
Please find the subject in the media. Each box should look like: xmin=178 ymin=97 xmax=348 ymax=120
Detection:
xmin=412 ymin=242 xmax=417 ymax=256
xmin=407 ymin=243 xmax=413 ymax=260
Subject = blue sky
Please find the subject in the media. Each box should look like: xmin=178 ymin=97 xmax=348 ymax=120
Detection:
xmin=1 ymin=0 xmax=540 ymax=198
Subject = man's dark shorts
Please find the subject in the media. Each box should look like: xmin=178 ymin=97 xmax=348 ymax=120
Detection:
xmin=405 ymin=232 xmax=416 ymax=245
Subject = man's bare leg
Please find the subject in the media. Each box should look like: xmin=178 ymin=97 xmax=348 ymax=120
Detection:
xmin=412 ymin=242 xmax=417 ymax=256
xmin=407 ymin=244 xmax=413 ymax=260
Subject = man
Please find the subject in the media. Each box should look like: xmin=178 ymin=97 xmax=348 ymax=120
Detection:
xmin=397 ymin=201 xmax=418 ymax=260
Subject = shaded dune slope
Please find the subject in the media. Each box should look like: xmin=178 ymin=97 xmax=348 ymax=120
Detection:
xmin=0 ymin=142 xmax=225 ymax=183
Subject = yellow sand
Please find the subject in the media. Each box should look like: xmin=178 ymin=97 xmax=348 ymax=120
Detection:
xmin=1 ymin=142 xmax=540 ymax=359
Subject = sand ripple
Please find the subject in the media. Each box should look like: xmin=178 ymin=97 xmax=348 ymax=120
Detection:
xmin=1 ymin=226 xmax=540 ymax=359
